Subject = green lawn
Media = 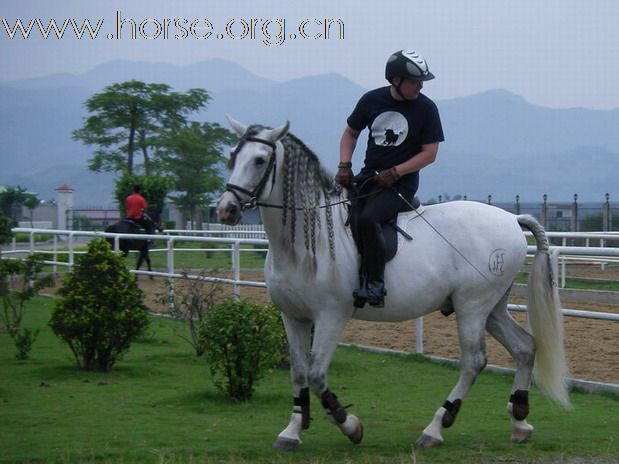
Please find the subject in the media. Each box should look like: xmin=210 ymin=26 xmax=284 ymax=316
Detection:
xmin=1 ymin=297 xmax=618 ymax=463
xmin=40 ymin=242 xmax=267 ymax=275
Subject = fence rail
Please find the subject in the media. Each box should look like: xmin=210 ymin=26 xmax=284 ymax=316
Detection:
xmin=5 ymin=227 xmax=619 ymax=366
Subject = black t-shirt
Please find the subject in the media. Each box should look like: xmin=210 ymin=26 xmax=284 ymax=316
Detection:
xmin=347 ymin=86 xmax=444 ymax=191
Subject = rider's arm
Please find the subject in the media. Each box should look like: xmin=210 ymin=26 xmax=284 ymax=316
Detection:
xmin=339 ymin=125 xmax=360 ymax=165
xmin=393 ymin=142 xmax=440 ymax=177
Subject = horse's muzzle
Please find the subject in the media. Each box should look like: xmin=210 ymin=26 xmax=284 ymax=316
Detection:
xmin=217 ymin=192 xmax=242 ymax=225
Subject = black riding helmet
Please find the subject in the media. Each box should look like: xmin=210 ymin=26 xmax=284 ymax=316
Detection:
xmin=385 ymin=50 xmax=435 ymax=83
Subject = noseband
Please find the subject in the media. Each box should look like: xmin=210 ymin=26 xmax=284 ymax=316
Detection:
xmin=225 ymin=135 xmax=278 ymax=210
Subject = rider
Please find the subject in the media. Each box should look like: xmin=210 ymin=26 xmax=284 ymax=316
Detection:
xmin=125 ymin=185 xmax=155 ymax=235
xmin=335 ymin=49 xmax=445 ymax=308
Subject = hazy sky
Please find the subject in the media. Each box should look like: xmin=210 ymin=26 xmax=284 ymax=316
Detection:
xmin=2 ymin=0 xmax=618 ymax=109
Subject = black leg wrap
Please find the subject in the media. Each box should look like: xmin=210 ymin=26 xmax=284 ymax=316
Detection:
xmin=294 ymin=387 xmax=311 ymax=430
xmin=321 ymin=389 xmax=347 ymax=424
xmin=441 ymin=399 xmax=462 ymax=428
xmin=510 ymin=390 xmax=529 ymax=421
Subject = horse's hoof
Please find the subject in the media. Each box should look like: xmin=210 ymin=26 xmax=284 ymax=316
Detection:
xmin=415 ymin=433 xmax=443 ymax=449
xmin=273 ymin=437 xmax=300 ymax=451
xmin=348 ymin=421 xmax=364 ymax=445
xmin=511 ymin=427 xmax=533 ymax=444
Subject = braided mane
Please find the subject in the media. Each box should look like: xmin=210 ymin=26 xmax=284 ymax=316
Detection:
xmin=278 ymin=131 xmax=338 ymax=267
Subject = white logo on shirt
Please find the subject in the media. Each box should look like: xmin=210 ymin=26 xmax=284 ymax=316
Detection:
xmin=370 ymin=111 xmax=408 ymax=147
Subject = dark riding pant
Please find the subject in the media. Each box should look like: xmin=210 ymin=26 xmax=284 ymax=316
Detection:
xmin=356 ymin=185 xmax=414 ymax=283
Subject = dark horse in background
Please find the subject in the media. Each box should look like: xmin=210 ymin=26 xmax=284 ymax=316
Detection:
xmin=104 ymin=213 xmax=162 ymax=274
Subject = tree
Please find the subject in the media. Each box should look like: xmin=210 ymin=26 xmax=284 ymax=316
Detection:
xmin=0 ymin=212 xmax=13 ymax=258
xmin=22 ymin=193 xmax=39 ymax=228
xmin=0 ymin=186 xmax=28 ymax=225
xmin=73 ymin=80 xmax=209 ymax=176
xmin=113 ymin=173 xmax=171 ymax=221
xmin=158 ymin=122 xmax=235 ymax=228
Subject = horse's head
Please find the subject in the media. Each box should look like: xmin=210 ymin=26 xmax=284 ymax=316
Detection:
xmin=217 ymin=116 xmax=289 ymax=225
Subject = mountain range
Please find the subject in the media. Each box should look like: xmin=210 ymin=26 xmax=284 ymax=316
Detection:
xmin=1 ymin=58 xmax=618 ymax=206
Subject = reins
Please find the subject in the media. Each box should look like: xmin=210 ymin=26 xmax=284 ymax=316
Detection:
xmin=256 ymin=189 xmax=379 ymax=211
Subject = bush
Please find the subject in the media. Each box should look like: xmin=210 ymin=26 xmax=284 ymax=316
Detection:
xmin=200 ymin=300 xmax=285 ymax=401
xmin=0 ymin=253 xmax=53 ymax=359
xmin=157 ymin=269 xmax=223 ymax=357
xmin=49 ymin=239 xmax=149 ymax=371
xmin=0 ymin=211 xmax=12 ymax=245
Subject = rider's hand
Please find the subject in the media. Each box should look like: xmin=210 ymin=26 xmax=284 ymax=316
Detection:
xmin=375 ymin=167 xmax=401 ymax=188
xmin=334 ymin=162 xmax=353 ymax=188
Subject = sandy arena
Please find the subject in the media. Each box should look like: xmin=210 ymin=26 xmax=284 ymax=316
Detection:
xmin=137 ymin=265 xmax=619 ymax=386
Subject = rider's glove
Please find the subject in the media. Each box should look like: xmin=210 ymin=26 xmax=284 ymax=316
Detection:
xmin=375 ymin=167 xmax=401 ymax=188
xmin=334 ymin=162 xmax=353 ymax=188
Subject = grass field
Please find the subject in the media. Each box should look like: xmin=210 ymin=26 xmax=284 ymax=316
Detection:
xmin=39 ymin=242 xmax=267 ymax=274
xmin=1 ymin=296 xmax=618 ymax=463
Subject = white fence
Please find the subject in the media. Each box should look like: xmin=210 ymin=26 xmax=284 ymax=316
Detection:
xmin=5 ymin=226 xmax=619 ymax=392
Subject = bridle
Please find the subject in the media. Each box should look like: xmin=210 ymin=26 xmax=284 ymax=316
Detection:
xmin=224 ymin=133 xmax=381 ymax=211
xmin=225 ymin=135 xmax=278 ymax=210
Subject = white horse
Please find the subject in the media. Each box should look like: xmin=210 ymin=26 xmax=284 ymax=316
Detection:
xmin=217 ymin=118 xmax=570 ymax=450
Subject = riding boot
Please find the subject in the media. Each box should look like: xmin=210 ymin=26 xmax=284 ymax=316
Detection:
xmin=352 ymin=276 xmax=368 ymax=308
xmin=365 ymin=225 xmax=387 ymax=308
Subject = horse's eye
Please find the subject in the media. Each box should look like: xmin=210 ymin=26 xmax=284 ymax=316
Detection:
xmin=255 ymin=157 xmax=266 ymax=166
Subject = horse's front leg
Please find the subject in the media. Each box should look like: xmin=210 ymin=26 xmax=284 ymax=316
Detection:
xmin=308 ymin=313 xmax=363 ymax=445
xmin=143 ymin=249 xmax=153 ymax=279
xmin=273 ymin=314 xmax=313 ymax=451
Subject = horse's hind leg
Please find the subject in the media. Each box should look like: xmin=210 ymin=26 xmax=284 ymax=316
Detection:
xmin=486 ymin=294 xmax=536 ymax=443
xmin=416 ymin=309 xmax=488 ymax=448
xmin=273 ymin=314 xmax=313 ymax=451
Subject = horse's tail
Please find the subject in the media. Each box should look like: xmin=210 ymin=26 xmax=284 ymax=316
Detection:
xmin=517 ymin=214 xmax=570 ymax=407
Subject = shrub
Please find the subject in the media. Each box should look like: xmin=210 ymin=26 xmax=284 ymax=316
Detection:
xmin=200 ymin=300 xmax=285 ymax=401
xmin=0 ymin=211 xmax=12 ymax=246
xmin=49 ymin=239 xmax=149 ymax=371
xmin=157 ymin=269 xmax=223 ymax=357
xmin=0 ymin=253 xmax=53 ymax=359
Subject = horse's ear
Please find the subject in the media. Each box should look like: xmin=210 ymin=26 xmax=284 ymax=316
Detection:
xmin=268 ymin=121 xmax=290 ymax=142
xmin=226 ymin=115 xmax=247 ymax=136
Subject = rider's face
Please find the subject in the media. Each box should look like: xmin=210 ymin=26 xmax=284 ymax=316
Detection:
xmin=400 ymin=78 xmax=423 ymax=99
xmin=391 ymin=77 xmax=423 ymax=100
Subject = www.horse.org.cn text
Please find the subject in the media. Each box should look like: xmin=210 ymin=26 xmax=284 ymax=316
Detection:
xmin=1 ymin=11 xmax=345 ymax=47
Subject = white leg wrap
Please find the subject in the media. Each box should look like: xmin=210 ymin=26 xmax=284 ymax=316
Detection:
xmin=277 ymin=410 xmax=304 ymax=442
xmin=421 ymin=407 xmax=446 ymax=442
xmin=507 ymin=401 xmax=534 ymax=444
xmin=338 ymin=414 xmax=360 ymax=436
xmin=507 ymin=402 xmax=534 ymax=432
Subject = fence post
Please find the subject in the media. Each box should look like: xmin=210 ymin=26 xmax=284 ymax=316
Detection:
xmin=416 ymin=317 xmax=424 ymax=354
xmin=571 ymin=194 xmax=579 ymax=232
xmin=53 ymin=235 xmax=58 ymax=273
xmin=603 ymin=193 xmax=610 ymax=232
xmin=541 ymin=194 xmax=548 ymax=230
xmin=514 ymin=195 xmax=521 ymax=215
xmin=166 ymin=238 xmax=175 ymax=313
xmin=232 ymin=241 xmax=241 ymax=300
xmin=68 ymin=233 xmax=74 ymax=267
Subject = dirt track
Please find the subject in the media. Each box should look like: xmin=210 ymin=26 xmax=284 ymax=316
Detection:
xmin=137 ymin=265 xmax=619 ymax=385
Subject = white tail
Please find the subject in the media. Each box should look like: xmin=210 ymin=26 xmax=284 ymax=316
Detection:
xmin=517 ymin=215 xmax=570 ymax=407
